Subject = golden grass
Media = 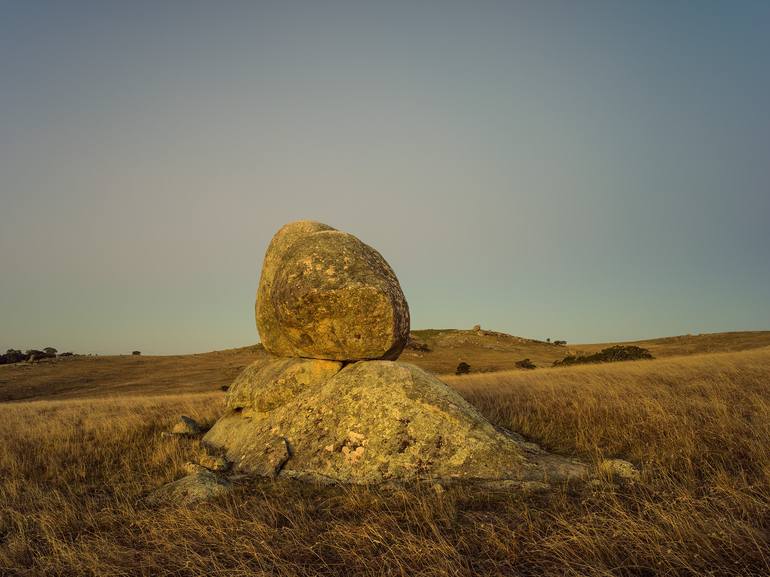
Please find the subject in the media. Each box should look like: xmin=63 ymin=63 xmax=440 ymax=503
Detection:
xmin=1 ymin=348 xmax=769 ymax=576
xmin=4 ymin=331 xmax=770 ymax=403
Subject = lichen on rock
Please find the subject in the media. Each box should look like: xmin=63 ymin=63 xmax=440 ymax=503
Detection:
xmin=255 ymin=221 xmax=410 ymax=361
xmin=204 ymin=360 xmax=588 ymax=484
xmin=226 ymin=354 xmax=342 ymax=412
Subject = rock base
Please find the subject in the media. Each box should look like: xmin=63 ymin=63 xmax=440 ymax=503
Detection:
xmin=203 ymin=360 xmax=588 ymax=485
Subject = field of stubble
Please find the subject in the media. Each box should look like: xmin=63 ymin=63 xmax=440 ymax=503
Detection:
xmin=1 ymin=348 xmax=769 ymax=576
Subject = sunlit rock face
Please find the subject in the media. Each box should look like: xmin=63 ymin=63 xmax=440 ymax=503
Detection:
xmin=205 ymin=360 xmax=587 ymax=484
xmin=255 ymin=220 xmax=410 ymax=361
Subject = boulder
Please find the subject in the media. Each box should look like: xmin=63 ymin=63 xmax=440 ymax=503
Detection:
xmin=204 ymin=361 xmax=587 ymax=484
xmin=255 ymin=221 xmax=410 ymax=361
xmin=226 ymin=355 xmax=342 ymax=412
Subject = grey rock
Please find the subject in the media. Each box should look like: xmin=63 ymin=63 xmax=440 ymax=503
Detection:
xmin=204 ymin=360 xmax=589 ymax=485
xmin=146 ymin=470 xmax=232 ymax=505
xmin=170 ymin=415 xmax=204 ymax=436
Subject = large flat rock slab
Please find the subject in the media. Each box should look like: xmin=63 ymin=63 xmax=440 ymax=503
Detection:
xmin=204 ymin=361 xmax=588 ymax=484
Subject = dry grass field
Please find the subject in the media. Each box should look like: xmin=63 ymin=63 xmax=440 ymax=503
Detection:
xmin=3 ymin=330 xmax=770 ymax=402
xmin=1 ymin=343 xmax=768 ymax=576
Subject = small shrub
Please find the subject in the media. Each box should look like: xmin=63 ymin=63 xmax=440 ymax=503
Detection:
xmin=515 ymin=358 xmax=536 ymax=370
xmin=553 ymin=340 xmax=567 ymax=346
xmin=455 ymin=362 xmax=471 ymax=375
xmin=132 ymin=351 xmax=142 ymax=356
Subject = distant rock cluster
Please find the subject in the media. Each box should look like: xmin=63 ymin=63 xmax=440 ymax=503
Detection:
xmin=155 ymin=220 xmax=588 ymax=501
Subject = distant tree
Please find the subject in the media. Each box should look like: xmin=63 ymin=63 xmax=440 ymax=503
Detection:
xmin=455 ymin=361 xmax=471 ymax=375
xmin=132 ymin=351 xmax=142 ymax=356
xmin=43 ymin=347 xmax=57 ymax=357
xmin=553 ymin=340 xmax=567 ymax=346
xmin=546 ymin=338 xmax=551 ymax=343
xmin=515 ymin=358 xmax=536 ymax=370
xmin=5 ymin=349 xmax=26 ymax=363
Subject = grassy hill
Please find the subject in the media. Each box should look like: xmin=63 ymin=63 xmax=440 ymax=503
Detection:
xmin=2 ymin=329 xmax=770 ymax=402
xmin=1 ymin=346 xmax=768 ymax=576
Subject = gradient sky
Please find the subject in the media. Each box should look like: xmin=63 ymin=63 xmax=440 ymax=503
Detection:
xmin=1 ymin=1 xmax=769 ymax=355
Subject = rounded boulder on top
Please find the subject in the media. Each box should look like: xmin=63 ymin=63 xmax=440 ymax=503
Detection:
xmin=255 ymin=221 xmax=410 ymax=361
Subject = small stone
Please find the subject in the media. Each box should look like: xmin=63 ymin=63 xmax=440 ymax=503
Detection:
xmin=146 ymin=470 xmax=232 ymax=505
xmin=182 ymin=462 xmax=207 ymax=475
xmin=171 ymin=416 xmax=203 ymax=436
xmin=199 ymin=453 xmax=230 ymax=472
xmin=600 ymin=458 xmax=640 ymax=481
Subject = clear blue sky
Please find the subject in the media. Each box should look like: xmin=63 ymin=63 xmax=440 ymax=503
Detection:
xmin=1 ymin=1 xmax=769 ymax=354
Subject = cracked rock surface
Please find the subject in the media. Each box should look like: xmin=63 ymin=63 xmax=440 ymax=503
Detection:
xmin=255 ymin=221 xmax=410 ymax=361
xmin=204 ymin=360 xmax=587 ymax=484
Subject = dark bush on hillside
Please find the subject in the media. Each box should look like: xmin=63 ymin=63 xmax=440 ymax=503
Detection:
xmin=553 ymin=340 xmax=567 ymax=346
xmin=515 ymin=358 xmax=536 ymax=370
xmin=4 ymin=349 xmax=27 ymax=364
xmin=554 ymin=345 xmax=653 ymax=367
xmin=132 ymin=351 xmax=141 ymax=356
xmin=455 ymin=362 xmax=471 ymax=375
xmin=43 ymin=347 xmax=58 ymax=355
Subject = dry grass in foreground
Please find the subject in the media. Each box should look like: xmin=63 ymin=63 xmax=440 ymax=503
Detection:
xmin=1 ymin=348 xmax=769 ymax=576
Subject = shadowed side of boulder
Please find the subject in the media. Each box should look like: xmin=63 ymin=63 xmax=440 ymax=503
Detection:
xmin=255 ymin=221 xmax=334 ymax=355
